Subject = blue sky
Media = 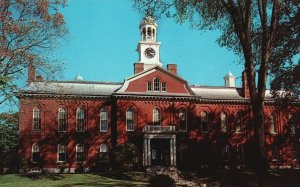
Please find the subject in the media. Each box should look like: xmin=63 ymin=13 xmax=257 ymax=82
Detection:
xmin=59 ymin=0 xmax=243 ymax=86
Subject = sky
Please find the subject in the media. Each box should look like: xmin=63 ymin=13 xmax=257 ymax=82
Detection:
xmin=59 ymin=0 xmax=243 ymax=87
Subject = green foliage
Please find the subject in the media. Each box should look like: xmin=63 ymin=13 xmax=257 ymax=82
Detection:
xmin=112 ymin=143 xmax=140 ymax=171
xmin=0 ymin=113 xmax=19 ymax=173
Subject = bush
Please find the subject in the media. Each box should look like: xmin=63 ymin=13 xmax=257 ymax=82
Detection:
xmin=148 ymin=174 xmax=175 ymax=187
xmin=95 ymin=152 xmax=110 ymax=172
xmin=112 ymin=143 xmax=140 ymax=171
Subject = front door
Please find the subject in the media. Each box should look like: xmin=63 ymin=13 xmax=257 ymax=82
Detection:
xmin=151 ymin=139 xmax=170 ymax=166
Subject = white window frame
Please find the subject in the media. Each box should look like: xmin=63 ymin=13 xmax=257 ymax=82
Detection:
xmin=58 ymin=108 xmax=67 ymax=132
xmin=57 ymin=144 xmax=66 ymax=163
xmin=76 ymin=144 xmax=84 ymax=163
xmin=126 ymin=108 xmax=135 ymax=131
xmin=147 ymin=81 xmax=152 ymax=91
xmin=32 ymin=143 xmax=40 ymax=163
xmin=153 ymin=77 xmax=160 ymax=92
xmin=269 ymin=114 xmax=277 ymax=134
xmin=235 ymin=112 xmax=243 ymax=133
xmin=161 ymin=82 xmax=167 ymax=92
xmin=33 ymin=107 xmax=41 ymax=131
xmin=100 ymin=143 xmax=108 ymax=153
xmin=76 ymin=108 xmax=85 ymax=132
xmin=179 ymin=109 xmax=187 ymax=131
xmin=201 ymin=111 xmax=208 ymax=133
xmin=220 ymin=112 xmax=228 ymax=133
xmin=153 ymin=108 xmax=161 ymax=126
xmin=100 ymin=109 xmax=108 ymax=132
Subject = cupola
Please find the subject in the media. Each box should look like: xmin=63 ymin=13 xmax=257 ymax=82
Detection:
xmin=140 ymin=16 xmax=157 ymax=42
xmin=224 ymin=71 xmax=236 ymax=87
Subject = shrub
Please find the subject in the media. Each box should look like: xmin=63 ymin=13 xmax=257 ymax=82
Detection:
xmin=148 ymin=174 xmax=175 ymax=187
xmin=112 ymin=143 xmax=140 ymax=171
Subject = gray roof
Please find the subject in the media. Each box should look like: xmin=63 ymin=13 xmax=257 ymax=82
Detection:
xmin=22 ymin=80 xmax=275 ymax=101
xmin=24 ymin=81 xmax=122 ymax=96
xmin=191 ymin=86 xmax=273 ymax=100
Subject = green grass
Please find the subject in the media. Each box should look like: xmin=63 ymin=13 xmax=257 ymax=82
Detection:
xmin=0 ymin=173 xmax=149 ymax=187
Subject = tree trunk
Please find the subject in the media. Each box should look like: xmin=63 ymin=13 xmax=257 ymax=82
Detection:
xmin=253 ymin=99 xmax=268 ymax=186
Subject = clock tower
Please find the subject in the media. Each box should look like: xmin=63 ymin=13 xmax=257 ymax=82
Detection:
xmin=137 ymin=16 xmax=162 ymax=70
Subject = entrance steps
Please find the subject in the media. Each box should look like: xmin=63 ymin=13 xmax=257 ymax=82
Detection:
xmin=146 ymin=166 xmax=199 ymax=187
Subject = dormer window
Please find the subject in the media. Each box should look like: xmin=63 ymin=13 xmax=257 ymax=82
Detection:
xmin=153 ymin=77 xmax=160 ymax=91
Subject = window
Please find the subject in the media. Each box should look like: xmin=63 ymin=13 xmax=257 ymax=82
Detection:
xmin=57 ymin=144 xmax=66 ymax=162
xmin=33 ymin=108 xmax=41 ymax=131
xmin=153 ymin=108 xmax=161 ymax=126
xmin=223 ymin=145 xmax=230 ymax=161
xmin=269 ymin=114 xmax=277 ymax=134
xmin=126 ymin=109 xmax=134 ymax=131
xmin=272 ymin=145 xmax=280 ymax=161
xmin=235 ymin=112 xmax=242 ymax=133
xmin=153 ymin=77 xmax=160 ymax=91
xmin=220 ymin=112 xmax=228 ymax=133
xmin=162 ymin=82 xmax=166 ymax=92
xmin=100 ymin=110 xmax=108 ymax=132
xmin=76 ymin=108 xmax=85 ymax=132
xmin=100 ymin=143 xmax=108 ymax=153
xmin=179 ymin=109 xmax=187 ymax=131
xmin=76 ymin=144 xmax=84 ymax=162
xmin=58 ymin=108 xmax=67 ymax=132
xmin=201 ymin=111 xmax=208 ymax=133
xmin=147 ymin=82 xmax=152 ymax=91
xmin=32 ymin=143 xmax=40 ymax=163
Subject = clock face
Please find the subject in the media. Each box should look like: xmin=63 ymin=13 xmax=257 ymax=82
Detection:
xmin=144 ymin=47 xmax=156 ymax=58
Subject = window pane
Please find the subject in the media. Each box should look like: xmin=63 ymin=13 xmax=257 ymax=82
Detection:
xmin=77 ymin=108 xmax=85 ymax=132
xmin=201 ymin=112 xmax=208 ymax=132
xmin=162 ymin=82 xmax=166 ymax=92
xmin=58 ymin=108 xmax=67 ymax=131
xmin=221 ymin=112 xmax=227 ymax=133
xmin=153 ymin=108 xmax=160 ymax=126
xmin=100 ymin=110 xmax=108 ymax=131
xmin=147 ymin=82 xmax=152 ymax=91
xmin=58 ymin=145 xmax=66 ymax=162
xmin=179 ymin=110 xmax=187 ymax=130
xmin=100 ymin=143 xmax=108 ymax=153
xmin=153 ymin=78 xmax=160 ymax=91
xmin=126 ymin=109 xmax=134 ymax=131
xmin=270 ymin=115 xmax=276 ymax=134
xmin=235 ymin=112 xmax=242 ymax=132
xmin=33 ymin=108 xmax=41 ymax=131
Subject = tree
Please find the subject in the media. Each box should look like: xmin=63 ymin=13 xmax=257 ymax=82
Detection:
xmin=0 ymin=0 xmax=67 ymax=107
xmin=0 ymin=112 xmax=18 ymax=173
xmin=133 ymin=0 xmax=300 ymax=184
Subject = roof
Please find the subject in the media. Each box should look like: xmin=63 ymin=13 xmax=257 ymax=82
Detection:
xmin=190 ymin=85 xmax=273 ymax=100
xmin=23 ymin=81 xmax=122 ymax=96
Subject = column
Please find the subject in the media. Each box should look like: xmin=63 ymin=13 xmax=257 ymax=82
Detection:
xmin=170 ymin=138 xmax=174 ymax=166
xmin=147 ymin=139 xmax=151 ymax=166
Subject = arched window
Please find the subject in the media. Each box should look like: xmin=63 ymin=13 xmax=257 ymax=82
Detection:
xmin=100 ymin=143 xmax=108 ymax=153
xmin=269 ymin=114 xmax=277 ymax=134
xmin=126 ymin=108 xmax=134 ymax=131
xmin=147 ymin=27 xmax=152 ymax=37
xmin=220 ymin=112 xmax=228 ymax=133
xmin=58 ymin=108 xmax=67 ymax=132
xmin=235 ymin=112 xmax=242 ymax=133
xmin=33 ymin=107 xmax=41 ymax=131
xmin=142 ymin=28 xmax=146 ymax=40
xmin=201 ymin=111 xmax=208 ymax=133
xmin=153 ymin=77 xmax=160 ymax=91
xmin=76 ymin=144 xmax=84 ymax=162
xmin=100 ymin=109 xmax=108 ymax=132
xmin=179 ymin=109 xmax=187 ymax=131
xmin=57 ymin=144 xmax=66 ymax=162
xmin=153 ymin=108 xmax=161 ymax=126
xmin=76 ymin=108 xmax=85 ymax=132
xmin=288 ymin=115 xmax=296 ymax=135
xmin=32 ymin=143 xmax=40 ymax=163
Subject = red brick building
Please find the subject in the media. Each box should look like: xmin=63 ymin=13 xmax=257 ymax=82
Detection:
xmin=18 ymin=17 xmax=300 ymax=173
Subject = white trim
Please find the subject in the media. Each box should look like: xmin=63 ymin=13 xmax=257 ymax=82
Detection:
xmin=76 ymin=144 xmax=84 ymax=163
xmin=100 ymin=143 xmax=108 ymax=153
xmin=31 ymin=143 xmax=40 ymax=163
xmin=100 ymin=109 xmax=108 ymax=132
xmin=126 ymin=108 xmax=135 ymax=131
xmin=58 ymin=108 xmax=67 ymax=132
xmin=76 ymin=108 xmax=85 ymax=132
xmin=153 ymin=77 xmax=160 ymax=92
xmin=57 ymin=144 xmax=66 ymax=163
xmin=153 ymin=108 xmax=161 ymax=126
xmin=32 ymin=107 xmax=41 ymax=131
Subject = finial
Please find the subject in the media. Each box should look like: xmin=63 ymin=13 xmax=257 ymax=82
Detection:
xmin=75 ymin=74 xmax=83 ymax=81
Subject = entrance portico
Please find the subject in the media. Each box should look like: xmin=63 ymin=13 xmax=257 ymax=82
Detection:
xmin=143 ymin=125 xmax=176 ymax=167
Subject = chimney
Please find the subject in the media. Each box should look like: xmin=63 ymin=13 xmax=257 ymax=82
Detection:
xmin=36 ymin=75 xmax=43 ymax=81
xmin=167 ymin=64 xmax=177 ymax=75
xmin=224 ymin=71 xmax=236 ymax=87
xmin=242 ymin=71 xmax=250 ymax=99
xmin=28 ymin=64 xmax=35 ymax=85
xmin=134 ymin=63 xmax=144 ymax=74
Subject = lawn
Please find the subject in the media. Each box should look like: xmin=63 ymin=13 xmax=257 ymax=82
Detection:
xmin=0 ymin=172 xmax=149 ymax=187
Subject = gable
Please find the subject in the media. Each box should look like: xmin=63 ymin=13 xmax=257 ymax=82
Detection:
xmin=117 ymin=67 xmax=194 ymax=95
